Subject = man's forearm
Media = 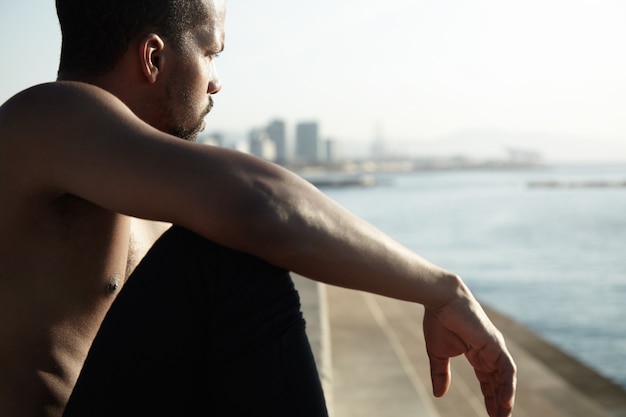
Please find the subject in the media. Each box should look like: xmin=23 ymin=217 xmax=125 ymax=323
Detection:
xmin=205 ymin=154 xmax=464 ymax=309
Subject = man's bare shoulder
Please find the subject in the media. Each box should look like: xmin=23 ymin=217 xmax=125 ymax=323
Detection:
xmin=2 ymin=81 xmax=116 ymax=110
xmin=0 ymin=81 xmax=159 ymax=192
xmin=0 ymin=83 xmax=116 ymax=198
xmin=2 ymin=81 xmax=121 ymax=105
xmin=1 ymin=81 xmax=126 ymax=132
xmin=0 ymin=79 xmax=211 ymax=230
xmin=1 ymin=82 xmax=132 ymax=154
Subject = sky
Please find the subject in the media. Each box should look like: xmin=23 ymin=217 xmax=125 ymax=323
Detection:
xmin=1 ymin=0 xmax=626 ymax=163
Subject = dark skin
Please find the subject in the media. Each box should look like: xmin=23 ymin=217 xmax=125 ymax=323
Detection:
xmin=0 ymin=1 xmax=515 ymax=416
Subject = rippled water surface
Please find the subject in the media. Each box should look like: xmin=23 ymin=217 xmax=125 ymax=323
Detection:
xmin=322 ymin=164 xmax=626 ymax=388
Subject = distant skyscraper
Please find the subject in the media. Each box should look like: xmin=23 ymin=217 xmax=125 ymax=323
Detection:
xmin=295 ymin=122 xmax=319 ymax=164
xmin=324 ymin=138 xmax=338 ymax=163
xmin=248 ymin=128 xmax=276 ymax=162
xmin=266 ymin=120 xmax=287 ymax=164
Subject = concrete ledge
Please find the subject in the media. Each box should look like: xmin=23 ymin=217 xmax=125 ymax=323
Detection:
xmin=293 ymin=274 xmax=626 ymax=417
xmin=483 ymin=304 xmax=626 ymax=417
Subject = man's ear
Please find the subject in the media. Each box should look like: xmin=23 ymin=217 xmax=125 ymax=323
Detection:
xmin=140 ymin=34 xmax=165 ymax=84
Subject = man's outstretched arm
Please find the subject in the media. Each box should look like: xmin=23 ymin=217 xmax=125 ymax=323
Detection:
xmin=1 ymin=81 xmax=516 ymax=415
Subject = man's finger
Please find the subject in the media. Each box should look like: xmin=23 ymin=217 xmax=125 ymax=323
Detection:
xmin=497 ymin=365 xmax=517 ymax=415
xmin=428 ymin=355 xmax=451 ymax=397
xmin=475 ymin=368 xmax=515 ymax=417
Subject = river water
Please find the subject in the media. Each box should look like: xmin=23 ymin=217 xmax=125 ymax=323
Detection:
xmin=320 ymin=163 xmax=626 ymax=388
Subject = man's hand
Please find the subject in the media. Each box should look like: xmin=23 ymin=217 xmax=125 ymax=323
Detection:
xmin=423 ymin=294 xmax=516 ymax=417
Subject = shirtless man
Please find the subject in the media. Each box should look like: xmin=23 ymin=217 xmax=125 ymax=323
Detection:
xmin=0 ymin=0 xmax=516 ymax=416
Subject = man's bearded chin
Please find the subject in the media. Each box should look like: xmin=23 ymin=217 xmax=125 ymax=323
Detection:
xmin=170 ymin=97 xmax=214 ymax=142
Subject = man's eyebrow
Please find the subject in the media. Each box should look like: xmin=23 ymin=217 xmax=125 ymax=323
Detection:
xmin=207 ymin=37 xmax=224 ymax=54
xmin=198 ymin=28 xmax=224 ymax=53
xmin=208 ymin=43 xmax=224 ymax=57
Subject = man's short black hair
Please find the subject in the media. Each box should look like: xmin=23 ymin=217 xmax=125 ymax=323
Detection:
xmin=56 ymin=0 xmax=210 ymax=80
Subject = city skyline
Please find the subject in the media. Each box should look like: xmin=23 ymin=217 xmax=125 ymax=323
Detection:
xmin=209 ymin=118 xmax=340 ymax=165
xmin=203 ymin=116 xmax=545 ymax=167
xmin=202 ymin=114 xmax=623 ymax=166
xmin=2 ymin=0 xmax=626 ymax=164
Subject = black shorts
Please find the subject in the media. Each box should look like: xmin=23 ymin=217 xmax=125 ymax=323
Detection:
xmin=63 ymin=226 xmax=328 ymax=416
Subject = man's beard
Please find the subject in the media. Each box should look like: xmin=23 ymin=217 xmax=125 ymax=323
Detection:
xmin=167 ymin=96 xmax=214 ymax=142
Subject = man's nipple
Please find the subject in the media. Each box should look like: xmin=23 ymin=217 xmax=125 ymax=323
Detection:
xmin=107 ymin=274 xmax=121 ymax=294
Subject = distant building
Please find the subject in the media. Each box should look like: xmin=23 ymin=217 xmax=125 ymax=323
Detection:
xmin=248 ymin=128 xmax=277 ymax=162
xmin=295 ymin=122 xmax=320 ymax=163
xmin=324 ymin=138 xmax=339 ymax=163
xmin=266 ymin=119 xmax=287 ymax=164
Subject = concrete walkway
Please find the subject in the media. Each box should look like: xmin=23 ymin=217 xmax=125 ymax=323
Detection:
xmin=293 ymin=275 xmax=626 ymax=417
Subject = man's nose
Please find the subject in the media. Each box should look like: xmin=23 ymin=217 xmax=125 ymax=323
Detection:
xmin=208 ymin=63 xmax=222 ymax=94
xmin=208 ymin=77 xmax=222 ymax=94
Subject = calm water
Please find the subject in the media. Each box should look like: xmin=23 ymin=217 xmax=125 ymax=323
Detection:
xmin=322 ymin=164 xmax=626 ymax=389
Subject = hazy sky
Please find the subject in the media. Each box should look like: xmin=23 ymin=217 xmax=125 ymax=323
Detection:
xmin=1 ymin=0 xmax=625 ymax=162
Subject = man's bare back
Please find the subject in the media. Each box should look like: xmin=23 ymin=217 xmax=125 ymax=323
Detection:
xmin=0 ymin=174 xmax=168 ymax=417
